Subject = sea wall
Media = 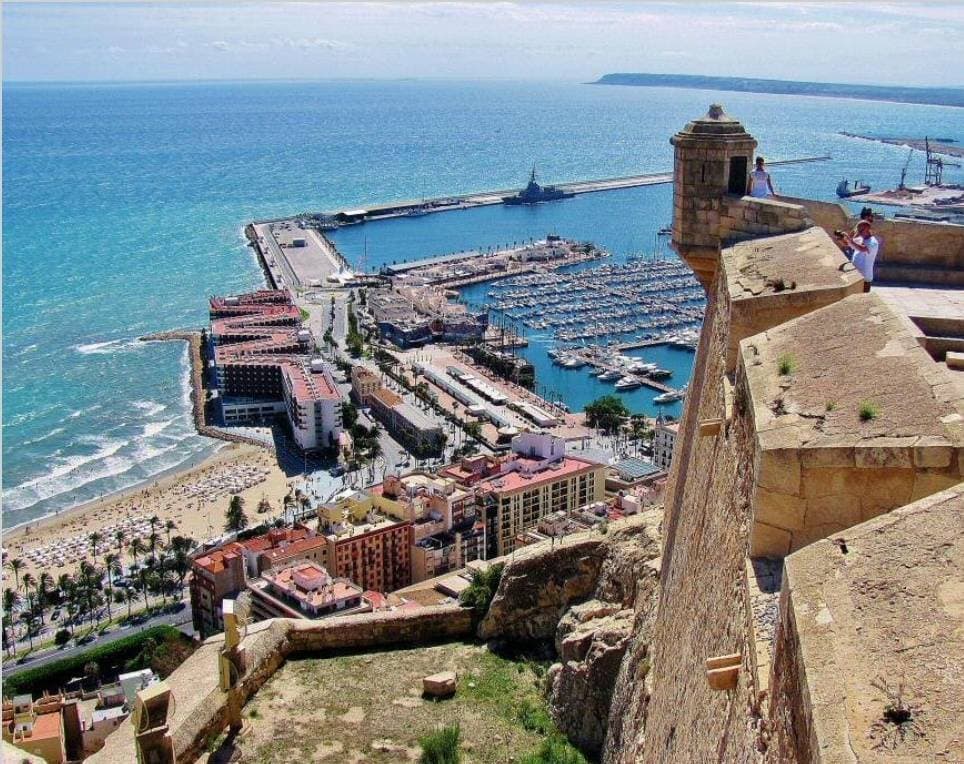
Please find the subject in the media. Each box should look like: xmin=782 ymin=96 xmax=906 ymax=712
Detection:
xmin=139 ymin=330 xmax=272 ymax=451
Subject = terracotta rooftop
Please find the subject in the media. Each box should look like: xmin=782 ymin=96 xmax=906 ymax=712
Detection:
xmin=21 ymin=711 xmax=61 ymax=741
xmin=258 ymin=534 xmax=327 ymax=562
xmin=193 ymin=543 xmax=243 ymax=573
xmin=476 ymin=456 xmax=598 ymax=495
xmin=372 ymin=387 xmax=403 ymax=408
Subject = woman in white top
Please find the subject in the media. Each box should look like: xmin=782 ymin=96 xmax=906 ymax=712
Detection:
xmin=747 ymin=156 xmax=776 ymax=198
xmin=842 ymin=220 xmax=879 ymax=291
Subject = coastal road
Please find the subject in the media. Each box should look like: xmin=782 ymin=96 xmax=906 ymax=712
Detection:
xmin=3 ymin=604 xmax=194 ymax=678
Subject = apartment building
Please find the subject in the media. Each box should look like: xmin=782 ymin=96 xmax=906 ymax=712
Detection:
xmin=475 ymin=432 xmax=606 ymax=556
xmin=653 ymin=415 xmax=680 ymax=471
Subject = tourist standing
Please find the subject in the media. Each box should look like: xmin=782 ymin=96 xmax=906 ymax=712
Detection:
xmin=841 ymin=220 xmax=879 ymax=291
xmin=747 ymin=156 xmax=776 ymax=198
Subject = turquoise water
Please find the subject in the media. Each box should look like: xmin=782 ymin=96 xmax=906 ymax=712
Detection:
xmin=4 ymin=80 xmax=963 ymax=527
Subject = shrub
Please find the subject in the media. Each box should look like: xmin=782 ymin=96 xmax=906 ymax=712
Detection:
xmin=459 ymin=563 xmax=504 ymax=614
xmin=825 ymin=401 xmax=837 ymax=412
xmin=518 ymin=700 xmax=553 ymax=735
xmin=54 ymin=629 xmax=71 ymax=648
xmin=777 ymin=353 xmax=797 ymax=376
xmin=419 ymin=723 xmax=461 ymax=764
xmin=859 ymin=401 xmax=880 ymax=421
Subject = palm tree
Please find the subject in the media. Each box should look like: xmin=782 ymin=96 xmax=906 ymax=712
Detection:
xmin=89 ymin=531 xmax=103 ymax=562
xmin=78 ymin=561 xmax=99 ymax=627
xmin=172 ymin=550 xmax=190 ymax=596
xmin=3 ymin=588 xmax=21 ymax=656
xmin=124 ymin=588 xmax=137 ymax=620
xmin=20 ymin=572 xmax=37 ymax=618
xmin=36 ymin=572 xmax=53 ymax=625
xmin=164 ymin=520 xmax=176 ymax=547
xmin=114 ymin=529 xmax=125 ymax=558
xmin=20 ymin=611 xmax=36 ymax=652
xmin=104 ymin=554 xmax=119 ymax=621
xmin=148 ymin=530 xmax=160 ymax=565
xmin=128 ymin=537 xmax=145 ymax=569
xmin=4 ymin=558 xmax=25 ymax=591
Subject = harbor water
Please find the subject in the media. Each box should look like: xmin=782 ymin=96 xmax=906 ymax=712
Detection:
xmin=5 ymin=79 xmax=963 ymax=527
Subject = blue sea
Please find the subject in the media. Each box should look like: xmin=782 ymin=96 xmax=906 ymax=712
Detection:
xmin=4 ymin=79 xmax=962 ymax=528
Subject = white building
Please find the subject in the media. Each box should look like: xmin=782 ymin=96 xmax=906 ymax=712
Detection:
xmin=654 ymin=415 xmax=680 ymax=471
xmin=282 ymin=360 xmax=343 ymax=452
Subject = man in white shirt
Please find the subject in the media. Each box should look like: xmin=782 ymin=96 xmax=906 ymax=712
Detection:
xmin=842 ymin=219 xmax=879 ymax=291
xmin=746 ymin=156 xmax=776 ymax=198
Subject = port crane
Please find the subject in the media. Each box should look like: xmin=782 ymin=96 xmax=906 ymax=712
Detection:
xmin=898 ymin=148 xmax=914 ymax=190
xmin=924 ymin=137 xmax=961 ymax=186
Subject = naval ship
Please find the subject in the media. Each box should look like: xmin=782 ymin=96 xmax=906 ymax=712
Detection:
xmin=503 ymin=166 xmax=575 ymax=205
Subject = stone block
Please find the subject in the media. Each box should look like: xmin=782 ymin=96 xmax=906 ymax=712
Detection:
xmin=751 ymin=522 xmax=792 ymax=558
xmin=913 ymin=443 xmax=954 ymax=469
xmin=910 ymin=471 xmax=961 ymax=502
xmin=803 ymin=495 xmax=862 ymax=530
xmin=422 ymin=671 xmax=457 ymax=698
xmin=757 ymin=449 xmax=801 ymax=495
xmin=755 ymin=487 xmax=806 ymax=531
xmin=853 ymin=444 xmax=913 ymax=469
xmin=800 ymin=446 xmax=854 ymax=469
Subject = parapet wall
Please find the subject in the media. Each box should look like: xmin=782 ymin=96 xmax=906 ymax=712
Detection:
xmin=781 ymin=195 xmax=964 ymax=285
xmin=88 ymin=605 xmax=474 ymax=764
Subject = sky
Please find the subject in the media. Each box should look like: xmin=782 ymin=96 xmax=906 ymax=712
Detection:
xmin=3 ymin=1 xmax=963 ymax=87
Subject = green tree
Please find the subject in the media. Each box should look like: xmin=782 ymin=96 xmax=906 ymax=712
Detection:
xmin=3 ymin=588 xmax=21 ymax=656
xmin=584 ymin=395 xmax=630 ymax=435
xmin=225 ymin=495 xmax=249 ymax=533
xmin=4 ymin=558 xmax=25 ymax=591
xmin=341 ymin=401 xmax=359 ymax=429
xmin=464 ymin=421 xmax=483 ymax=442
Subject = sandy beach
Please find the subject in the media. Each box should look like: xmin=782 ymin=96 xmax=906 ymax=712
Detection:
xmin=2 ymin=444 xmax=294 ymax=584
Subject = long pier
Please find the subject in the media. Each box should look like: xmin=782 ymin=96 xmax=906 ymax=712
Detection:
xmin=254 ymin=156 xmax=832 ymax=228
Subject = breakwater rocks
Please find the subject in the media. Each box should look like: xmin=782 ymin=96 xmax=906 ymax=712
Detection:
xmin=139 ymin=330 xmax=271 ymax=452
xmin=479 ymin=512 xmax=663 ymax=757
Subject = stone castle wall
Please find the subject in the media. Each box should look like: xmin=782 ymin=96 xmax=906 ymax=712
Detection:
xmin=617 ymin=106 xmax=963 ymax=763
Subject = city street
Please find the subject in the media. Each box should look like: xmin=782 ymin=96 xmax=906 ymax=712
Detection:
xmin=3 ymin=602 xmax=194 ymax=677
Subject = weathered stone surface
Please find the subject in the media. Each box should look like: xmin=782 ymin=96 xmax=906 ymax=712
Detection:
xmin=422 ymin=671 xmax=457 ymax=697
xmin=478 ymin=537 xmax=606 ymax=642
xmin=548 ymin=609 xmax=636 ymax=757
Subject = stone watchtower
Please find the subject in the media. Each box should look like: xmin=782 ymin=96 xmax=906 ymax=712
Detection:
xmin=670 ymin=104 xmax=757 ymax=288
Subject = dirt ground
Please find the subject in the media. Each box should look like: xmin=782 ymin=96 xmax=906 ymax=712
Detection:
xmin=209 ymin=641 xmax=567 ymax=764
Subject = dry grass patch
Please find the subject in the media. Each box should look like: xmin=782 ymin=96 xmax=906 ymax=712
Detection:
xmin=210 ymin=641 xmax=581 ymax=764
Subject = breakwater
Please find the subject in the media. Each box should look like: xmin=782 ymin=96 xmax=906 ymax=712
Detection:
xmin=253 ymin=156 xmax=832 ymax=231
xmin=139 ymin=330 xmax=272 ymax=452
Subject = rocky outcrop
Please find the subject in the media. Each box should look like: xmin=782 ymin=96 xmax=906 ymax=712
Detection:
xmin=478 ymin=513 xmax=663 ymax=758
xmin=549 ymin=515 xmax=662 ymax=757
xmin=479 ymin=535 xmax=608 ymax=642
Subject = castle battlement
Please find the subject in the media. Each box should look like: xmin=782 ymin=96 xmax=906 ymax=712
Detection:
xmin=609 ymin=105 xmax=964 ymax=764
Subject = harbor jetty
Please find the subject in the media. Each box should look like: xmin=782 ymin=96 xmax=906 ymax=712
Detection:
xmin=252 ymin=156 xmax=831 ymax=231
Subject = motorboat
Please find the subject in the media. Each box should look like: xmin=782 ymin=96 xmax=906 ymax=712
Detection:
xmin=615 ymin=376 xmax=643 ymax=390
xmin=597 ymin=369 xmax=623 ymax=381
xmin=654 ymin=390 xmax=685 ymax=404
